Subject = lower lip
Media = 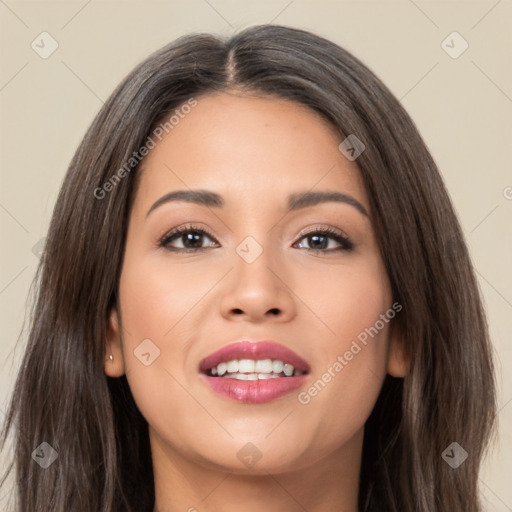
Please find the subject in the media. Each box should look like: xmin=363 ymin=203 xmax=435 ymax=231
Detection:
xmin=201 ymin=374 xmax=308 ymax=403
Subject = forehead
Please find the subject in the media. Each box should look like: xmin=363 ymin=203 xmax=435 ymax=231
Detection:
xmin=133 ymin=92 xmax=368 ymax=213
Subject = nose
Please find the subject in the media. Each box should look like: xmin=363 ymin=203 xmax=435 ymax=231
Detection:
xmin=219 ymin=244 xmax=297 ymax=323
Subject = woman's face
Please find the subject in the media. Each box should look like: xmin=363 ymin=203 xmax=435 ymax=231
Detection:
xmin=106 ymin=92 xmax=406 ymax=475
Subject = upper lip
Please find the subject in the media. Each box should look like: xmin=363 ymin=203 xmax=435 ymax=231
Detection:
xmin=199 ymin=340 xmax=311 ymax=373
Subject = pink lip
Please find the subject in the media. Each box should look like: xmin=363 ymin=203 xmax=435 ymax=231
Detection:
xmin=200 ymin=374 xmax=308 ymax=404
xmin=199 ymin=340 xmax=311 ymax=404
xmin=199 ymin=340 xmax=311 ymax=373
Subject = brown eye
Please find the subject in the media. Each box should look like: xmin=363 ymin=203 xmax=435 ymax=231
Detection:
xmin=294 ymin=228 xmax=354 ymax=253
xmin=160 ymin=226 xmax=219 ymax=252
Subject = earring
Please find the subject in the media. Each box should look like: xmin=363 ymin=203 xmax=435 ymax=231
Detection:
xmin=106 ymin=354 xmax=113 ymax=361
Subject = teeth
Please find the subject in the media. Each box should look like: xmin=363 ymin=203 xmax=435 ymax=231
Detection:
xmin=283 ymin=363 xmax=294 ymax=377
xmin=254 ymin=359 xmax=273 ymax=373
xmin=208 ymin=359 xmax=305 ymax=378
xmin=226 ymin=360 xmax=238 ymax=373
xmin=272 ymin=360 xmax=284 ymax=373
xmin=217 ymin=362 xmax=227 ymax=376
xmin=223 ymin=373 xmax=282 ymax=381
xmin=238 ymin=359 xmax=255 ymax=373
xmin=224 ymin=372 xmax=248 ymax=380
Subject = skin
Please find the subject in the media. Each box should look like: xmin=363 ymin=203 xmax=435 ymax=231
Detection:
xmin=105 ymin=91 xmax=408 ymax=512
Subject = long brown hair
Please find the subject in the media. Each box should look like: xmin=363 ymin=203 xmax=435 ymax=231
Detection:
xmin=0 ymin=24 xmax=496 ymax=511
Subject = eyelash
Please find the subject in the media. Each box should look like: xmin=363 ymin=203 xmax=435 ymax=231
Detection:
xmin=158 ymin=223 xmax=354 ymax=254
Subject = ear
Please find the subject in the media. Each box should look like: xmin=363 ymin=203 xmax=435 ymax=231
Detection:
xmin=386 ymin=322 xmax=410 ymax=378
xmin=105 ymin=305 xmax=126 ymax=377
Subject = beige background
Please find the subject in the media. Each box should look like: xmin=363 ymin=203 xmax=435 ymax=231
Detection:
xmin=1 ymin=1 xmax=511 ymax=510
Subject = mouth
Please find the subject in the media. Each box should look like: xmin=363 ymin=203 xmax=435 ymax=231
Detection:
xmin=205 ymin=359 xmax=305 ymax=379
xmin=199 ymin=340 xmax=310 ymax=378
xmin=199 ymin=340 xmax=310 ymax=403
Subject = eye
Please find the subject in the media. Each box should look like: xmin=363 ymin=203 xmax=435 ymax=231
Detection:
xmin=158 ymin=225 xmax=353 ymax=253
xmin=294 ymin=227 xmax=354 ymax=253
xmin=159 ymin=224 xmax=219 ymax=252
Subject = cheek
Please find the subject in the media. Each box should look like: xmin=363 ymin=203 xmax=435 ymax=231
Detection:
xmin=115 ymin=254 xmax=191 ymax=416
xmin=116 ymin=249 xmax=235 ymax=427
xmin=118 ymin=251 xmax=218 ymax=339
xmin=296 ymin=255 xmax=391 ymax=354
xmin=292 ymin=258 xmax=392 ymax=439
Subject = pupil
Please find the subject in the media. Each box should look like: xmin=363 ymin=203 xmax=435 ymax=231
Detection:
xmin=184 ymin=232 xmax=202 ymax=248
xmin=310 ymin=234 xmax=327 ymax=249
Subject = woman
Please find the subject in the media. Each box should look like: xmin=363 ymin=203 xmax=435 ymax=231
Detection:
xmin=0 ymin=24 xmax=496 ymax=511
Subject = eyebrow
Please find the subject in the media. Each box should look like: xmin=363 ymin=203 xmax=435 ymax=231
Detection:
xmin=146 ymin=189 xmax=369 ymax=218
